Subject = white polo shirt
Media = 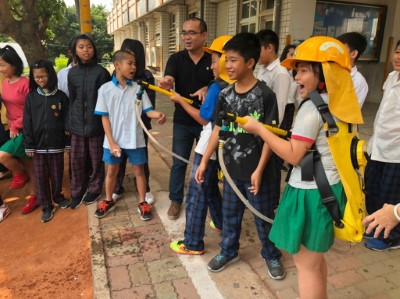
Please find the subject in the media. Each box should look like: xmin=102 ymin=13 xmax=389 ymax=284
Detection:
xmin=95 ymin=77 xmax=153 ymax=149
xmin=369 ymin=71 xmax=400 ymax=162
xmin=351 ymin=66 xmax=368 ymax=108
xmin=57 ymin=63 xmax=72 ymax=97
xmin=257 ymin=58 xmax=291 ymax=124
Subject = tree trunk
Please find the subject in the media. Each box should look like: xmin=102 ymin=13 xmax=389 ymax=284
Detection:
xmin=0 ymin=0 xmax=47 ymax=65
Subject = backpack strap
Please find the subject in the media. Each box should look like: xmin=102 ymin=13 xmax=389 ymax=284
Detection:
xmin=301 ymin=146 xmax=343 ymax=228
xmin=301 ymin=91 xmax=344 ymax=229
xmin=309 ymin=91 xmax=338 ymax=135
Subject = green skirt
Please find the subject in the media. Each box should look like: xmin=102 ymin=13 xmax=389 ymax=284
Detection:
xmin=0 ymin=134 xmax=29 ymax=159
xmin=269 ymin=182 xmax=346 ymax=254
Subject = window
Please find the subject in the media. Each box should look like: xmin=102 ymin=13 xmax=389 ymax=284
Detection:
xmin=262 ymin=0 xmax=274 ymax=10
xmin=241 ymin=0 xmax=258 ymax=19
xmin=241 ymin=23 xmax=257 ymax=33
xmin=264 ymin=20 xmax=273 ymax=30
xmin=240 ymin=0 xmax=258 ymax=33
xmin=169 ymin=14 xmax=176 ymax=55
xmin=313 ymin=1 xmax=387 ymax=61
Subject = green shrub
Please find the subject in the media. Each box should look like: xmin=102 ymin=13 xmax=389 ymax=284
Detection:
xmin=54 ymin=54 xmax=69 ymax=73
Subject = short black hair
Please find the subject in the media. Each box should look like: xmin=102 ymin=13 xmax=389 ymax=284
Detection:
xmin=280 ymin=44 xmax=296 ymax=62
xmin=184 ymin=17 xmax=207 ymax=32
xmin=0 ymin=45 xmax=24 ymax=76
xmin=256 ymin=29 xmax=279 ymax=53
xmin=120 ymin=39 xmax=146 ymax=77
xmin=29 ymin=59 xmax=58 ymax=92
xmin=396 ymin=40 xmax=400 ymax=49
xmin=112 ymin=50 xmax=134 ymax=63
xmin=336 ymin=32 xmax=367 ymax=61
xmin=72 ymin=34 xmax=98 ymax=64
xmin=223 ymin=32 xmax=261 ymax=70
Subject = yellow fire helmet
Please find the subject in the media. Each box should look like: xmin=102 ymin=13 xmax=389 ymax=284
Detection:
xmin=204 ymin=35 xmax=235 ymax=85
xmin=281 ymin=36 xmax=363 ymax=125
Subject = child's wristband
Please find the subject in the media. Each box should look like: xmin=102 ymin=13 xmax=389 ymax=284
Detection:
xmin=394 ymin=203 xmax=400 ymax=222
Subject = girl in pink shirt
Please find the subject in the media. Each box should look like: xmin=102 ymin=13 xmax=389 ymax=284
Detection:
xmin=0 ymin=45 xmax=37 ymax=215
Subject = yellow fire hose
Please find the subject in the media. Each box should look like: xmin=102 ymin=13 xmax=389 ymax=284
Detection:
xmin=226 ymin=113 xmax=290 ymax=138
xmin=137 ymin=80 xmax=193 ymax=105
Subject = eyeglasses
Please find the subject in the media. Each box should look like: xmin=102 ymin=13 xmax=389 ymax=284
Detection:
xmin=181 ymin=31 xmax=203 ymax=38
xmin=34 ymin=75 xmax=48 ymax=81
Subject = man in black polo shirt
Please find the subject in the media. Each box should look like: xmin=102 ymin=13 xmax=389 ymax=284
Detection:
xmin=159 ymin=17 xmax=213 ymax=220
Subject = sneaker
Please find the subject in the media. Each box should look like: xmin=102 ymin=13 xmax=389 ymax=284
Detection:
xmin=70 ymin=196 xmax=83 ymax=209
xmin=0 ymin=203 xmax=11 ymax=222
xmin=145 ymin=192 xmax=155 ymax=204
xmin=364 ymin=238 xmax=400 ymax=251
xmin=363 ymin=230 xmax=375 ymax=240
xmin=138 ymin=201 xmax=153 ymax=221
xmin=54 ymin=198 xmax=71 ymax=209
xmin=0 ymin=171 xmax=12 ymax=180
xmin=112 ymin=192 xmax=123 ymax=202
xmin=207 ymin=254 xmax=240 ymax=272
xmin=209 ymin=220 xmax=221 ymax=232
xmin=10 ymin=172 xmax=29 ymax=189
xmin=167 ymin=201 xmax=181 ymax=220
xmin=265 ymin=259 xmax=286 ymax=280
xmin=21 ymin=195 xmax=39 ymax=214
xmin=82 ymin=192 xmax=101 ymax=205
xmin=94 ymin=200 xmax=116 ymax=219
xmin=41 ymin=205 xmax=55 ymax=223
xmin=170 ymin=240 xmax=204 ymax=255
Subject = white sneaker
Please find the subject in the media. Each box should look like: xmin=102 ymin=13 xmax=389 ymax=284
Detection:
xmin=145 ymin=192 xmax=155 ymax=204
xmin=0 ymin=203 xmax=11 ymax=222
xmin=112 ymin=193 xmax=123 ymax=202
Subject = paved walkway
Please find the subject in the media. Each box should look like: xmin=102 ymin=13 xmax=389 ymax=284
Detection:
xmin=88 ymin=95 xmax=400 ymax=299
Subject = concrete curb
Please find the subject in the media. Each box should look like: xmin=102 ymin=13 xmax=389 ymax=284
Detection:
xmin=87 ymin=203 xmax=111 ymax=299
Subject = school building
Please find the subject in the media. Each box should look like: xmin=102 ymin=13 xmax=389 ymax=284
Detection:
xmin=107 ymin=0 xmax=400 ymax=103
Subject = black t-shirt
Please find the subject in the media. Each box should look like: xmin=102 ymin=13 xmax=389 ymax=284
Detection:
xmin=215 ymin=80 xmax=278 ymax=181
xmin=164 ymin=49 xmax=213 ymax=126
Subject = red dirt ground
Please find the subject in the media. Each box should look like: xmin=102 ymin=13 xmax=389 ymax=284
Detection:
xmin=0 ymin=158 xmax=93 ymax=299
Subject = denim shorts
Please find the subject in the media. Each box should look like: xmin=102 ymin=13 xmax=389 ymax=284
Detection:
xmin=103 ymin=147 xmax=147 ymax=165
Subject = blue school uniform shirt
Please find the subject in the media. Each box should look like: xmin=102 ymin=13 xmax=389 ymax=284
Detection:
xmin=95 ymin=76 xmax=153 ymax=149
xmin=195 ymin=81 xmax=222 ymax=160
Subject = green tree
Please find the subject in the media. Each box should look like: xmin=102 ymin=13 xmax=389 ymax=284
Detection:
xmin=0 ymin=0 xmax=66 ymax=64
xmin=47 ymin=4 xmax=113 ymax=63
xmin=91 ymin=5 xmax=114 ymax=62
xmin=46 ymin=6 xmax=80 ymax=62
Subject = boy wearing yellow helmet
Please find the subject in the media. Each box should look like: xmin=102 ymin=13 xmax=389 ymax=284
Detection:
xmin=239 ymin=36 xmax=363 ymax=298
xmin=196 ymin=33 xmax=284 ymax=279
xmin=169 ymin=36 xmax=233 ymax=255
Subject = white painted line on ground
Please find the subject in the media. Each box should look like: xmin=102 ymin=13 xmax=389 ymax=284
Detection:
xmin=155 ymin=191 xmax=224 ymax=299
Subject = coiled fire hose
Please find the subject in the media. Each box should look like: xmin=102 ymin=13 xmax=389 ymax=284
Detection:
xmin=135 ymin=85 xmax=189 ymax=164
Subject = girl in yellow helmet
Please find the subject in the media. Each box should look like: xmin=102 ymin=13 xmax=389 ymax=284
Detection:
xmin=239 ymin=36 xmax=355 ymax=299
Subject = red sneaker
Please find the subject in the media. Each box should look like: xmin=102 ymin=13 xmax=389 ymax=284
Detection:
xmin=21 ymin=195 xmax=39 ymax=214
xmin=10 ymin=172 xmax=29 ymax=189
